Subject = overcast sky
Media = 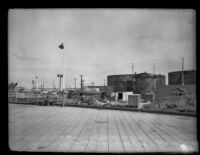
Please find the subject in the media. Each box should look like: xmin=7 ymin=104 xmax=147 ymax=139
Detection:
xmin=8 ymin=9 xmax=196 ymax=89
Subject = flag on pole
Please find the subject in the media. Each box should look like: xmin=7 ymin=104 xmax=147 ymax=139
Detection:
xmin=58 ymin=43 xmax=64 ymax=49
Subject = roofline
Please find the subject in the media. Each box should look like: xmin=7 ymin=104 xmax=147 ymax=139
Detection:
xmin=107 ymin=73 xmax=165 ymax=77
xmin=168 ymin=70 xmax=196 ymax=74
xmin=107 ymin=74 xmax=136 ymax=77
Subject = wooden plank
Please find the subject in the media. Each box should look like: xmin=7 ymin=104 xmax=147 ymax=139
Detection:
xmin=135 ymin=112 xmax=197 ymax=152
xmin=33 ymin=108 xmax=83 ymax=151
xmin=117 ymin=111 xmax=146 ymax=152
xmin=9 ymin=104 xmax=197 ymax=153
xmin=157 ymin=114 xmax=196 ymax=137
xmin=148 ymin=113 xmax=195 ymax=134
xmin=40 ymin=109 xmax=85 ymax=152
xmin=148 ymin=114 xmax=196 ymax=144
xmin=9 ymin=105 xmax=63 ymax=144
xmin=107 ymin=110 xmax=124 ymax=152
xmin=9 ymin=106 xmax=63 ymax=150
xmin=129 ymin=112 xmax=176 ymax=152
xmin=10 ymin=107 xmax=77 ymax=151
xmin=139 ymin=113 xmax=186 ymax=152
xmin=70 ymin=109 xmax=99 ymax=152
xmin=122 ymin=111 xmax=160 ymax=152
xmin=95 ymin=109 xmax=109 ymax=152
xmin=113 ymin=111 xmax=136 ymax=152
xmin=55 ymin=108 xmax=94 ymax=152
xmin=85 ymin=109 xmax=101 ymax=152
xmin=151 ymin=118 xmax=197 ymax=151
xmin=45 ymin=108 xmax=88 ymax=152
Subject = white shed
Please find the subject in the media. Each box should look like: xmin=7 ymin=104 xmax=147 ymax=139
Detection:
xmin=111 ymin=92 xmax=133 ymax=102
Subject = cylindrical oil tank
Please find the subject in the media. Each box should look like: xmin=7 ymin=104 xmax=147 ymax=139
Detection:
xmin=135 ymin=73 xmax=157 ymax=94
xmin=168 ymin=70 xmax=196 ymax=85
xmin=107 ymin=73 xmax=165 ymax=93
xmin=107 ymin=74 xmax=135 ymax=92
xmin=155 ymin=74 xmax=166 ymax=88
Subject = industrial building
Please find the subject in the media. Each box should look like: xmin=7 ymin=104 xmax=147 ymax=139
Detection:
xmin=107 ymin=74 xmax=136 ymax=92
xmin=107 ymin=72 xmax=166 ymax=94
xmin=168 ymin=70 xmax=196 ymax=85
xmin=107 ymin=73 xmax=166 ymax=103
xmin=135 ymin=73 xmax=165 ymax=94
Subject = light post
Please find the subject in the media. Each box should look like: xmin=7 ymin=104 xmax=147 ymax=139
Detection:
xmin=57 ymin=74 xmax=63 ymax=106
xmin=57 ymin=74 xmax=63 ymax=91
xmin=35 ymin=76 xmax=38 ymax=105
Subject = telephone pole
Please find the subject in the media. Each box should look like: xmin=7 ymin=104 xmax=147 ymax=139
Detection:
xmin=35 ymin=76 xmax=38 ymax=92
xmin=103 ymin=79 xmax=106 ymax=86
xmin=132 ymin=63 xmax=134 ymax=74
xmin=35 ymin=76 xmax=38 ymax=105
xmin=80 ymin=75 xmax=84 ymax=89
xmin=182 ymin=57 xmax=184 ymax=86
xmin=153 ymin=64 xmax=155 ymax=75
xmin=83 ymin=80 xmax=85 ymax=88
xmin=74 ymin=78 xmax=77 ymax=90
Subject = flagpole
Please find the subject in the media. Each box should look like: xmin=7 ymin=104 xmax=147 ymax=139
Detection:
xmin=58 ymin=43 xmax=65 ymax=107
xmin=63 ymin=48 xmax=65 ymax=107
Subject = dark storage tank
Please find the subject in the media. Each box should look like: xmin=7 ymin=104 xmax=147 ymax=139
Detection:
xmin=168 ymin=70 xmax=196 ymax=85
xmin=135 ymin=73 xmax=157 ymax=94
xmin=107 ymin=74 xmax=136 ymax=92
xmin=107 ymin=73 xmax=166 ymax=93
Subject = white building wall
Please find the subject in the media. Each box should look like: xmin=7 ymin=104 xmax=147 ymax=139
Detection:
xmin=111 ymin=92 xmax=133 ymax=101
xmin=123 ymin=92 xmax=134 ymax=101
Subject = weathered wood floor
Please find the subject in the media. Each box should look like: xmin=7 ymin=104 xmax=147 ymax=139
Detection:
xmin=9 ymin=104 xmax=198 ymax=152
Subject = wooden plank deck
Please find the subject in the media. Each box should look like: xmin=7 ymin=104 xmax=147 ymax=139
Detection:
xmin=9 ymin=104 xmax=198 ymax=153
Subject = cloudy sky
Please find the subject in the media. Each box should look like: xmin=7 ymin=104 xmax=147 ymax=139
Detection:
xmin=8 ymin=9 xmax=196 ymax=89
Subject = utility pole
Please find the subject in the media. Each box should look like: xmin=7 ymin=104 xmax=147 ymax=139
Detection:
xmin=153 ymin=64 xmax=155 ymax=75
xmin=83 ymin=80 xmax=85 ymax=88
xmin=36 ymin=76 xmax=38 ymax=92
xmin=103 ymin=79 xmax=106 ymax=86
xmin=53 ymin=80 xmax=55 ymax=89
xmin=80 ymin=75 xmax=84 ymax=89
xmin=32 ymin=80 xmax=35 ymax=90
xmin=182 ymin=57 xmax=184 ymax=86
xmin=35 ymin=76 xmax=38 ymax=105
xmin=57 ymin=74 xmax=63 ymax=91
xmin=132 ymin=63 xmax=134 ymax=74
xmin=131 ymin=63 xmax=135 ymax=92
xmin=74 ymin=78 xmax=77 ymax=90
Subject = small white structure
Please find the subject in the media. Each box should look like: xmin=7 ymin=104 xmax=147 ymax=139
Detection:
xmin=111 ymin=92 xmax=133 ymax=102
